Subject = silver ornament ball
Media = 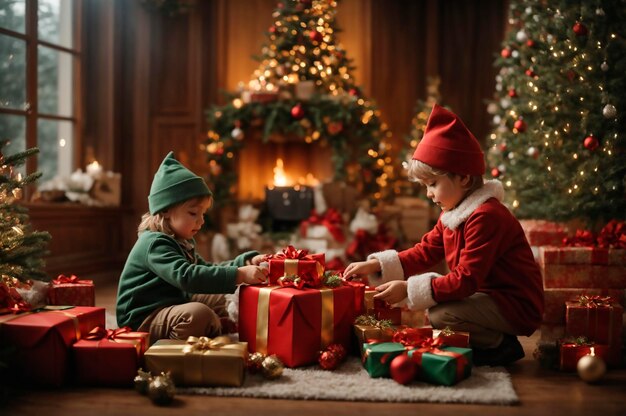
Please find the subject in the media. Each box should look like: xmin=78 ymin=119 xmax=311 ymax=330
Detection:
xmin=603 ymin=104 xmax=617 ymax=119
xmin=577 ymin=354 xmax=606 ymax=383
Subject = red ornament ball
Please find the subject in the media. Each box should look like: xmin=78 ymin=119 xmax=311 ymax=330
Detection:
xmin=526 ymin=39 xmax=535 ymax=48
xmin=390 ymin=354 xmax=416 ymax=385
xmin=309 ymin=30 xmax=323 ymax=43
xmin=326 ymin=344 xmax=347 ymax=361
xmin=318 ymin=350 xmax=340 ymax=370
xmin=514 ymin=118 xmax=527 ymax=133
xmin=525 ymin=69 xmax=536 ymax=77
xmin=327 ymin=121 xmax=343 ymax=135
xmin=508 ymin=89 xmax=517 ymax=98
xmin=291 ymin=103 xmax=305 ymax=119
xmin=269 ymin=26 xmax=276 ymax=33
xmin=573 ymin=21 xmax=588 ymax=36
xmin=491 ymin=167 xmax=501 ymax=178
xmin=501 ymin=48 xmax=512 ymax=58
xmin=583 ymin=135 xmax=599 ymax=151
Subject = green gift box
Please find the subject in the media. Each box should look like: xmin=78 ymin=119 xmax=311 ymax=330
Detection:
xmin=361 ymin=342 xmax=406 ymax=378
xmin=408 ymin=345 xmax=472 ymax=386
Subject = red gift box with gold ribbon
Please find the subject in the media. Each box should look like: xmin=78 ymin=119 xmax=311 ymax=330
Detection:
xmin=0 ymin=306 xmax=105 ymax=386
xmin=72 ymin=326 xmax=149 ymax=386
xmin=238 ymin=283 xmax=358 ymax=367
xmin=267 ymin=246 xmax=325 ymax=288
xmin=48 ymin=274 xmax=96 ymax=306
xmin=565 ymin=296 xmax=622 ymax=367
xmin=558 ymin=338 xmax=610 ymax=371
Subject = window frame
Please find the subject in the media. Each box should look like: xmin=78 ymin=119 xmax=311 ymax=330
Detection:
xmin=0 ymin=0 xmax=83 ymax=193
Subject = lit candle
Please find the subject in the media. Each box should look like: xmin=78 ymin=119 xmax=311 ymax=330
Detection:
xmin=86 ymin=160 xmax=103 ymax=177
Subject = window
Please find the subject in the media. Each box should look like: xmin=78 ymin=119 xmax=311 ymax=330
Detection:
xmin=0 ymin=0 xmax=81 ymax=183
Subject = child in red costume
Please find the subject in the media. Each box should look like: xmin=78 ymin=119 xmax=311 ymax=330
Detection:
xmin=344 ymin=105 xmax=544 ymax=366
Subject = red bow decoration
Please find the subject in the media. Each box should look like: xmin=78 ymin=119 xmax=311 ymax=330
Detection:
xmin=268 ymin=245 xmax=325 ymax=289
xmin=562 ymin=229 xmax=596 ymax=247
xmin=346 ymin=224 xmax=397 ymax=261
xmin=53 ymin=274 xmax=90 ymax=285
xmin=300 ymin=208 xmax=346 ymax=243
xmin=85 ymin=326 xmax=134 ymax=341
xmin=0 ymin=281 xmax=31 ymax=314
xmin=576 ymin=294 xmax=613 ymax=308
xmin=269 ymin=245 xmax=311 ymax=261
xmin=392 ymin=328 xmax=435 ymax=348
xmin=563 ymin=220 xmax=626 ymax=249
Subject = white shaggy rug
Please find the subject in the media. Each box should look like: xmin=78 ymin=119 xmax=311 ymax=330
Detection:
xmin=178 ymin=356 xmax=519 ymax=405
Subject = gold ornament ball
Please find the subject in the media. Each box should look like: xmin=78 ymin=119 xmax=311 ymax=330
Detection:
xmin=261 ymin=354 xmax=284 ymax=379
xmin=134 ymin=369 xmax=152 ymax=395
xmin=577 ymin=354 xmax=606 ymax=383
xmin=248 ymin=352 xmax=266 ymax=374
xmin=148 ymin=373 xmax=176 ymax=405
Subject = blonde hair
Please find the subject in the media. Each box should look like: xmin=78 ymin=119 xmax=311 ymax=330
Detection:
xmin=137 ymin=195 xmax=213 ymax=237
xmin=407 ymin=159 xmax=484 ymax=195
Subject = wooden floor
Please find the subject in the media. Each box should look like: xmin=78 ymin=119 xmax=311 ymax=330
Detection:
xmin=3 ymin=277 xmax=626 ymax=416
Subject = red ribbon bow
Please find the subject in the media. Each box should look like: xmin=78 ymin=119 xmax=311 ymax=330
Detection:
xmin=0 ymin=281 xmax=31 ymax=314
xmin=300 ymin=208 xmax=346 ymax=243
xmin=53 ymin=274 xmax=89 ymax=285
xmin=270 ymin=245 xmax=310 ymax=260
xmin=563 ymin=220 xmax=626 ymax=249
xmin=85 ymin=326 xmax=134 ymax=341
xmin=347 ymin=225 xmax=397 ymax=260
xmin=392 ymin=328 xmax=434 ymax=348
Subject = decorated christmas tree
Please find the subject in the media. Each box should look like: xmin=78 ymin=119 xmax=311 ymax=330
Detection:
xmin=0 ymin=143 xmax=51 ymax=285
xmin=486 ymin=0 xmax=626 ymax=227
xmin=203 ymin=0 xmax=396 ymax=205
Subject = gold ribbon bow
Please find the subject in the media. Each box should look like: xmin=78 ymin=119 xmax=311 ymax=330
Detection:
xmin=182 ymin=335 xmax=231 ymax=354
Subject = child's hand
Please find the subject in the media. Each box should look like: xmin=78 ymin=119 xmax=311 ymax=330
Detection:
xmin=250 ymin=254 xmax=269 ymax=266
xmin=373 ymin=280 xmax=408 ymax=305
xmin=343 ymin=259 xmax=381 ymax=278
xmin=236 ymin=265 xmax=268 ymax=285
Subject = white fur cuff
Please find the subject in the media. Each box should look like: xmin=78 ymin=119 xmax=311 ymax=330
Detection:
xmin=406 ymin=272 xmax=439 ymax=310
xmin=368 ymin=249 xmax=404 ymax=282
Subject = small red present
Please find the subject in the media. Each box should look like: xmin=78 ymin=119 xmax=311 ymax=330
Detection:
xmin=539 ymin=247 xmax=626 ymax=289
xmin=542 ymin=288 xmax=625 ymax=324
xmin=434 ymin=327 xmax=470 ymax=348
xmin=374 ymin=298 xmax=401 ymax=325
xmin=0 ymin=306 xmax=105 ymax=386
xmin=565 ymin=296 xmax=622 ymax=367
xmin=558 ymin=337 xmax=610 ymax=371
xmin=73 ymin=326 xmax=149 ymax=386
xmin=238 ymin=283 xmax=358 ymax=367
xmin=519 ymin=219 xmax=569 ymax=246
xmin=48 ymin=274 xmax=95 ymax=306
xmin=267 ymin=246 xmax=325 ymax=288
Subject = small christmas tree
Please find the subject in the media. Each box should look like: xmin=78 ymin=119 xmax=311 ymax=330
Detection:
xmin=204 ymin=0 xmax=397 ymax=205
xmin=0 ymin=142 xmax=51 ymax=286
xmin=486 ymin=0 xmax=626 ymax=227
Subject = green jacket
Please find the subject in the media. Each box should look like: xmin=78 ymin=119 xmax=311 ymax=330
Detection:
xmin=116 ymin=231 xmax=257 ymax=330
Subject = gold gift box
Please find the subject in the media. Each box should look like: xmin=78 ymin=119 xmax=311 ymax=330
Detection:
xmin=354 ymin=324 xmax=397 ymax=349
xmin=144 ymin=337 xmax=247 ymax=387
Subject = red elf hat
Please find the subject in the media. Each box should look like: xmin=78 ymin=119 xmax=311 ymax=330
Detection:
xmin=412 ymin=104 xmax=485 ymax=176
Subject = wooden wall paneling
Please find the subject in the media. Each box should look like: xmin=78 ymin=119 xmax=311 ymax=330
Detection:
xmin=336 ymin=0 xmax=372 ymax=95
xmin=370 ymin=0 xmax=428 ymax=156
xmin=437 ymin=0 xmax=507 ymax=144
xmin=26 ymin=204 xmax=126 ymax=278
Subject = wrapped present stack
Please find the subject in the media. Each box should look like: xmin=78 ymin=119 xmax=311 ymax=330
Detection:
xmin=519 ymin=219 xmax=569 ymax=261
xmin=238 ymin=245 xmax=364 ymax=368
xmin=529 ymin=220 xmax=626 ymax=369
xmin=378 ymin=197 xmax=431 ymax=247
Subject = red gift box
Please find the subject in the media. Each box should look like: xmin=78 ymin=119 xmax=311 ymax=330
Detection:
xmin=519 ymin=219 xmax=569 ymax=246
xmin=565 ymin=297 xmax=622 ymax=366
xmin=539 ymin=247 xmax=626 ymax=289
xmin=238 ymin=284 xmax=357 ymax=367
xmin=267 ymin=246 xmax=325 ymax=288
xmin=374 ymin=298 xmax=402 ymax=325
xmin=73 ymin=326 xmax=149 ymax=386
xmin=542 ymin=288 xmax=625 ymax=324
xmin=558 ymin=338 xmax=610 ymax=371
xmin=48 ymin=274 xmax=96 ymax=306
xmin=434 ymin=327 xmax=470 ymax=348
xmin=0 ymin=306 xmax=105 ymax=386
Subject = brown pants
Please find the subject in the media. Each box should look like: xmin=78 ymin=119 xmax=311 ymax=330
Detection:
xmin=428 ymin=292 xmax=518 ymax=349
xmin=138 ymin=294 xmax=228 ymax=345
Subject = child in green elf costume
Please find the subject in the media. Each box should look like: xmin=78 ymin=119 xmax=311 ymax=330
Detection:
xmin=116 ymin=152 xmax=267 ymax=344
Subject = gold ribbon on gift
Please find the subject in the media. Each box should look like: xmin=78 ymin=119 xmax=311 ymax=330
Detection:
xmin=284 ymin=259 xmax=299 ymax=277
xmin=146 ymin=338 xmax=247 ymax=386
xmin=254 ymin=286 xmax=335 ymax=355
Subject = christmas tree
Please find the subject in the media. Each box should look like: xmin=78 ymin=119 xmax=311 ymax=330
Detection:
xmin=0 ymin=143 xmax=51 ymax=285
xmin=204 ymin=0 xmax=396 ymax=205
xmin=487 ymin=0 xmax=626 ymax=227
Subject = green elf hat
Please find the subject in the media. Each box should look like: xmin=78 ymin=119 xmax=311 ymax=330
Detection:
xmin=148 ymin=151 xmax=212 ymax=214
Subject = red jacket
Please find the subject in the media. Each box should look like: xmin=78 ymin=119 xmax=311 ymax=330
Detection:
xmin=372 ymin=181 xmax=544 ymax=336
